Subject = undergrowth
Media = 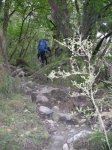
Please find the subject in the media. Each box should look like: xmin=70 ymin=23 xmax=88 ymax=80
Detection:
xmin=0 ymin=93 xmax=49 ymax=150
xmin=0 ymin=64 xmax=49 ymax=150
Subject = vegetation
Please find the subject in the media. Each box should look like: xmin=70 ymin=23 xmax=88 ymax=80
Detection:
xmin=0 ymin=53 xmax=48 ymax=150
xmin=73 ymin=131 xmax=112 ymax=150
xmin=0 ymin=0 xmax=111 ymax=67
xmin=48 ymin=36 xmax=112 ymax=149
xmin=0 ymin=0 xmax=112 ymax=149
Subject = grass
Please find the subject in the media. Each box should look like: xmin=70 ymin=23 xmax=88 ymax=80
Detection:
xmin=87 ymin=131 xmax=112 ymax=150
xmin=0 ymin=61 xmax=49 ymax=149
xmin=0 ymin=93 xmax=49 ymax=150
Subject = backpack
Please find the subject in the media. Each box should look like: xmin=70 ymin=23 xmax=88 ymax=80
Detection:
xmin=38 ymin=39 xmax=48 ymax=52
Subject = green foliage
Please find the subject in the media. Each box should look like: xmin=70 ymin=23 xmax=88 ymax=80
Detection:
xmin=87 ymin=131 xmax=112 ymax=150
xmin=0 ymin=92 xmax=49 ymax=149
xmin=0 ymin=0 xmax=112 ymax=68
xmin=0 ymin=133 xmax=22 ymax=150
xmin=0 ymin=66 xmax=14 ymax=95
xmin=4 ymin=0 xmax=52 ymax=67
xmin=73 ymin=131 xmax=112 ymax=150
xmin=8 ymin=17 xmax=22 ymax=37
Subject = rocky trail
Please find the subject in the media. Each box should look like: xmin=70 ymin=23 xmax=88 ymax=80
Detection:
xmin=20 ymin=78 xmax=111 ymax=150
xmin=10 ymin=66 xmax=112 ymax=150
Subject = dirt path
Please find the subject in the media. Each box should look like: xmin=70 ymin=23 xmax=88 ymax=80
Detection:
xmin=21 ymin=80 xmax=98 ymax=150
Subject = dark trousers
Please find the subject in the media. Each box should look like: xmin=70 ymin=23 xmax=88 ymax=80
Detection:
xmin=38 ymin=51 xmax=47 ymax=65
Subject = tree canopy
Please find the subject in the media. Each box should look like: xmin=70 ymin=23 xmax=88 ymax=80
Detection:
xmin=0 ymin=0 xmax=112 ymax=67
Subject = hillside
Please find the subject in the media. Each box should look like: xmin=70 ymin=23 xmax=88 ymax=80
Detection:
xmin=0 ymin=62 xmax=112 ymax=150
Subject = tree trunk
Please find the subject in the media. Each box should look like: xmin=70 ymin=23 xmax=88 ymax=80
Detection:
xmin=3 ymin=0 xmax=10 ymax=36
xmin=80 ymin=1 xmax=112 ymax=40
xmin=79 ymin=0 xmax=97 ymax=40
xmin=49 ymin=0 xmax=73 ymax=38
xmin=0 ymin=0 xmax=2 ymax=11
xmin=0 ymin=28 xmax=11 ymax=74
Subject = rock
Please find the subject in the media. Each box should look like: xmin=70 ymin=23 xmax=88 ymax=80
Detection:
xmin=48 ymin=135 xmax=65 ymax=150
xmin=36 ymin=94 xmax=49 ymax=103
xmin=48 ymin=126 xmax=57 ymax=134
xmin=12 ymin=68 xmax=25 ymax=77
xmin=67 ymin=137 xmax=74 ymax=144
xmin=58 ymin=113 xmax=79 ymax=125
xmin=73 ymin=130 xmax=92 ymax=141
xmin=12 ymin=68 xmax=21 ymax=77
xmin=67 ymin=130 xmax=92 ymax=144
xmin=58 ymin=113 xmax=73 ymax=121
xmin=25 ymin=81 xmax=34 ymax=88
xmin=39 ymin=106 xmax=53 ymax=115
xmin=46 ymin=119 xmax=57 ymax=125
xmin=31 ymin=91 xmax=50 ymax=104
xmin=22 ymin=86 xmax=32 ymax=94
xmin=70 ymin=129 xmax=76 ymax=133
xmin=45 ymin=120 xmax=57 ymax=134
xmin=79 ymin=119 xmax=86 ymax=124
xmin=18 ymin=70 xmax=25 ymax=77
xmin=63 ymin=143 xmax=69 ymax=150
xmin=52 ymin=112 xmax=60 ymax=122
xmin=53 ymin=106 xmax=59 ymax=112
xmin=75 ymin=125 xmax=80 ymax=128
xmin=40 ymin=86 xmax=58 ymax=94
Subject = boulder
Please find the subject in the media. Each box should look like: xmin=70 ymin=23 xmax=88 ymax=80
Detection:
xmin=39 ymin=106 xmax=53 ymax=115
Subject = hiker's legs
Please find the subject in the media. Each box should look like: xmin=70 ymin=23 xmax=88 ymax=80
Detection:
xmin=44 ymin=55 xmax=47 ymax=65
xmin=42 ymin=53 xmax=47 ymax=65
xmin=37 ymin=52 xmax=42 ymax=66
xmin=39 ymin=52 xmax=48 ymax=66
xmin=40 ymin=52 xmax=45 ymax=64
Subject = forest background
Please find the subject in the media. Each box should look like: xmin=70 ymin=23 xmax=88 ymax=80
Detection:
xmin=0 ymin=0 xmax=112 ymax=150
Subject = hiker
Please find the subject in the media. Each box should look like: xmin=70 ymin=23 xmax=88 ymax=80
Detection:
xmin=37 ymin=39 xmax=51 ymax=66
